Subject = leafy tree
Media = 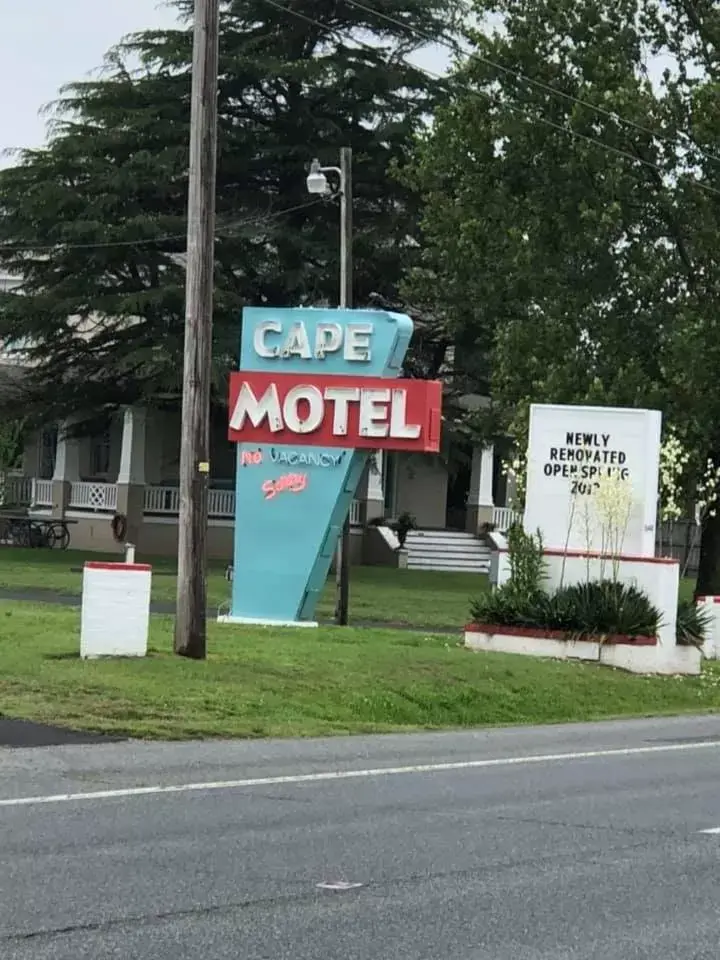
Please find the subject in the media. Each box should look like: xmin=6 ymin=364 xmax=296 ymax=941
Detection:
xmin=404 ymin=0 xmax=720 ymax=591
xmin=0 ymin=0 xmax=458 ymax=432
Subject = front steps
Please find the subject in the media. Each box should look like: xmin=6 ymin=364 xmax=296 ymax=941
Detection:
xmin=404 ymin=529 xmax=490 ymax=573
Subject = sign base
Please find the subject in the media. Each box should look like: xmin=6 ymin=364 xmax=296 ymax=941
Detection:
xmin=217 ymin=615 xmax=318 ymax=629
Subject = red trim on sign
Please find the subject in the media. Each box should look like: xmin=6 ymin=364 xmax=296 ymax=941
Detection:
xmin=464 ymin=623 xmax=657 ymax=646
xmin=84 ymin=562 xmax=152 ymax=572
xmin=227 ymin=371 xmax=442 ymax=453
xmin=494 ymin=546 xmax=678 ymax=566
xmin=696 ymin=596 xmax=720 ymax=604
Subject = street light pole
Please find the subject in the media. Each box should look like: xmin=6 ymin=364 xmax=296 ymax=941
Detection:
xmin=174 ymin=0 xmax=219 ymax=659
xmin=336 ymin=146 xmax=352 ymax=626
xmin=306 ymin=147 xmax=353 ymax=625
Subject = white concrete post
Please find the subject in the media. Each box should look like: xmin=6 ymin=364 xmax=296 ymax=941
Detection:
xmin=51 ymin=418 xmax=81 ymax=517
xmin=367 ymin=451 xmax=384 ymax=503
xmin=467 ymin=444 xmax=494 ymax=531
xmin=52 ymin=421 xmax=81 ymax=483
xmin=355 ymin=451 xmax=384 ymax=524
xmin=117 ymin=407 xmax=146 ymax=485
xmin=116 ymin=407 xmax=147 ymax=548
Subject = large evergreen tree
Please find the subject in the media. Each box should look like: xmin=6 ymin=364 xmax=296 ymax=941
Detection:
xmin=0 ymin=0 xmax=458 ymax=428
xmin=404 ymin=0 xmax=720 ymax=590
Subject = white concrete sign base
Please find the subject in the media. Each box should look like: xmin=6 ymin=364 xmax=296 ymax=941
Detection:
xmin=464 ymin=626 xmax=701 ymax=675
xmin=481 ymin=547 xmax=699 ymax=674
xmin=80 ymin=562 xmax=152 ymax=658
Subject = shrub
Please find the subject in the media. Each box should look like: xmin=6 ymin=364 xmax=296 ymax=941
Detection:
xmin=676 ymin=599 xmax=712 ymax=648
xmin=506 ymin=524 xmax=546 ymax=597
xmin=471 ymin=579 xmax=661 ymax=640
xmin=552 ymin=580 xmax=661 ymax=639
xmin=471 ymin=584 xmax=550 ymax=628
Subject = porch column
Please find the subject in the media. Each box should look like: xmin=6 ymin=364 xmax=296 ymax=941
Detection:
xmin=355 ymin=451 xmax=384 ymax=524
xmin=115 ymin=406 xmax=146 ymax=544
xmin=51 ymin=419 xmax=81 ymax=518
xmin=466 ymin=443 xmax=494 ymax=533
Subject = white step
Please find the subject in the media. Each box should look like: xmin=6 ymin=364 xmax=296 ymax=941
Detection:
xmin=404 ymin=529 xmax=490 ymax=573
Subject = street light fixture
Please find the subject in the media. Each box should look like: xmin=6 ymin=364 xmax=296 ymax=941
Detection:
xmin=306 ymin=159 xmax=331 ymax=196
xmin=306 ymin=148 xmax=353 ymax=626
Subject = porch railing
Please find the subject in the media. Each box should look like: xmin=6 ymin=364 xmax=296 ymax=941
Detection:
xmin=143 ymin=487 xmax=236 ymax=518
xmin=69 ymin=482 xmax=118 ymax=512
xmin=492 ymin=506 xmax=522 ymax=531
xmin=208 ymin=489 xmax=235 ymax=517
xmin=31 ymin=478 xmax=53 ymax=507
xmin=1 ymin=475 xmax=33 ymax=505
xmin=143 ymin=485 xmax=364 ymax=525
xmin=144 ymin=485 xmax=180 ymax=514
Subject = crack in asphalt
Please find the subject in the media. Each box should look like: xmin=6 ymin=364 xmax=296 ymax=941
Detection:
xmin=0 ymin=830 xmax=679 ymax=944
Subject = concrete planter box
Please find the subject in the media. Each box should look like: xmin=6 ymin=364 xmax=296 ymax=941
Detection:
xmin=464 ymin=623 xmax=701 ymax=675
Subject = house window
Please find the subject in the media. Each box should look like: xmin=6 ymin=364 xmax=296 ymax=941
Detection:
xmin=90 ymin=430 xmax=111 ymax=477
xmin=40 ymin=427 xmax=57 ymax=479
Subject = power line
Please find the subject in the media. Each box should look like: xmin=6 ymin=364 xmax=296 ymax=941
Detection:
xmin=0 ymin=197 xmax=327 ymax=255
xmin=260 ymin=0 xmax=720 ymax=201
xmin=343 ymin=0 xmax=720 ymax=169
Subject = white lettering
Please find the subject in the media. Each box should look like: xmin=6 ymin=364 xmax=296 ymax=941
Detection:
xmin=344 ymin=323 xmax=373 ymax=362
xmin=253 ymin=320 xmax=374 ymax=362
xmin=230 ymin=383 xmax=282 ymax=432
xmin=283 ymin=385 xmax=324 ymax=434
xmin=359 ymin=388 xmax=390 ymax=438
xmin=389 ymin=389 xmax=421 ymax=439
xmin=314 ymin=323 xmax=343 ymax=358
xmin=282 ymin=322 xmax=312 ymax=359
xmin=324 ymin=386 xmax=360 ymax=435
xmin=254 ymin=320 xmax=282 ymax=358
xmin=231 ymin=382 xmax=423 ymax=442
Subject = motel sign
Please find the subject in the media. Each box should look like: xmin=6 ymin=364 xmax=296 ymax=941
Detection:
xmin=223 ymin=307 xmax=442 ymax=626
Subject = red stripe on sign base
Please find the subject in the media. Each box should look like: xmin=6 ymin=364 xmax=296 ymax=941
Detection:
xmin=84 ymin=562 xmax=152 ymax=572
xmin=495 ymin=546 xmax=679 ymax=566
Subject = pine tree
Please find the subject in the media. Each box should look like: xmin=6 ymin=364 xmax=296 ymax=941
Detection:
xmin=0 ymin=0 xmax=459 ymax=427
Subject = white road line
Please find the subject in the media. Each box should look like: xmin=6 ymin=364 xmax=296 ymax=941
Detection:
xmin=699 ymin=827 xmax=720 ymax=835
xmin=1 ymin=739 xmax=719 ymax=810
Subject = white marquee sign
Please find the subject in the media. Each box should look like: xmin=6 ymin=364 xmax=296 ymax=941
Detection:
xmin=523 ymin=404 xmax=662 ymax=556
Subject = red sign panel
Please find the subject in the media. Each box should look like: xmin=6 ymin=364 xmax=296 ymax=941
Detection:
xmin=228 ymin=372 xmax=442 ymax=453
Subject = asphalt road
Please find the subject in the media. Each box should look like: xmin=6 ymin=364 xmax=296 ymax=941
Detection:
xmin=2 ymin=714 xmax=720 ymax=959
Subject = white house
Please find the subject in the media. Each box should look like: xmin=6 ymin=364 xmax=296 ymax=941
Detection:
xmin=9 ymin=407 xmax=517 ymax=571
xmin=0 ymin=271 xmax=518 ymax=570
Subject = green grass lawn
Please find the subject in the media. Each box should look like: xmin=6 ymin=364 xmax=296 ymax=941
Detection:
xmin=0 ymin=549 xmax=487 ymax=628
xmin=0 ymin=602 xmax=719 ymax=739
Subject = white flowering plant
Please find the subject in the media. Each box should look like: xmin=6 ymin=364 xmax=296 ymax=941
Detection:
xmin=658 ymin=428 xmax=689 ymax=524
xmin=656 ymin=429 xmax=720 ymax=568
xmin=501 ymin=448 xmax=527 ymax=510
xmin=696 ymin=457 xmax=720 ymax=522
xmin=569 ymin=470 xmax=634 ymax=581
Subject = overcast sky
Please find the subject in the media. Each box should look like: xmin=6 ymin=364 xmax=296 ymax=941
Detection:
xmin=0 ymin=0 xmax=181 ymax=165
xmin=0 ymin=0 xmax=455 ymax=170
xmin=0 ymin=0 xmax=670 ymax=173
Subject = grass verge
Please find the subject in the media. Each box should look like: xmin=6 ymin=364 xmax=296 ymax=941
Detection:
xmin=0 ymin=602 xmax=718 ymax=740
xmin=0 ymin=549 xmax=488 ymax=628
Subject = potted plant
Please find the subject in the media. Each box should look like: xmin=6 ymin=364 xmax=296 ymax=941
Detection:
xmin=391 ymin=511 xmax=417 ymax=550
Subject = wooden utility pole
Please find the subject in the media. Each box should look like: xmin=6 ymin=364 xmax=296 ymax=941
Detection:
xmin=174 ymin=0 xmax=220 ymax=659
xmin=335 ymin=146 xmax=353 ymax=626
